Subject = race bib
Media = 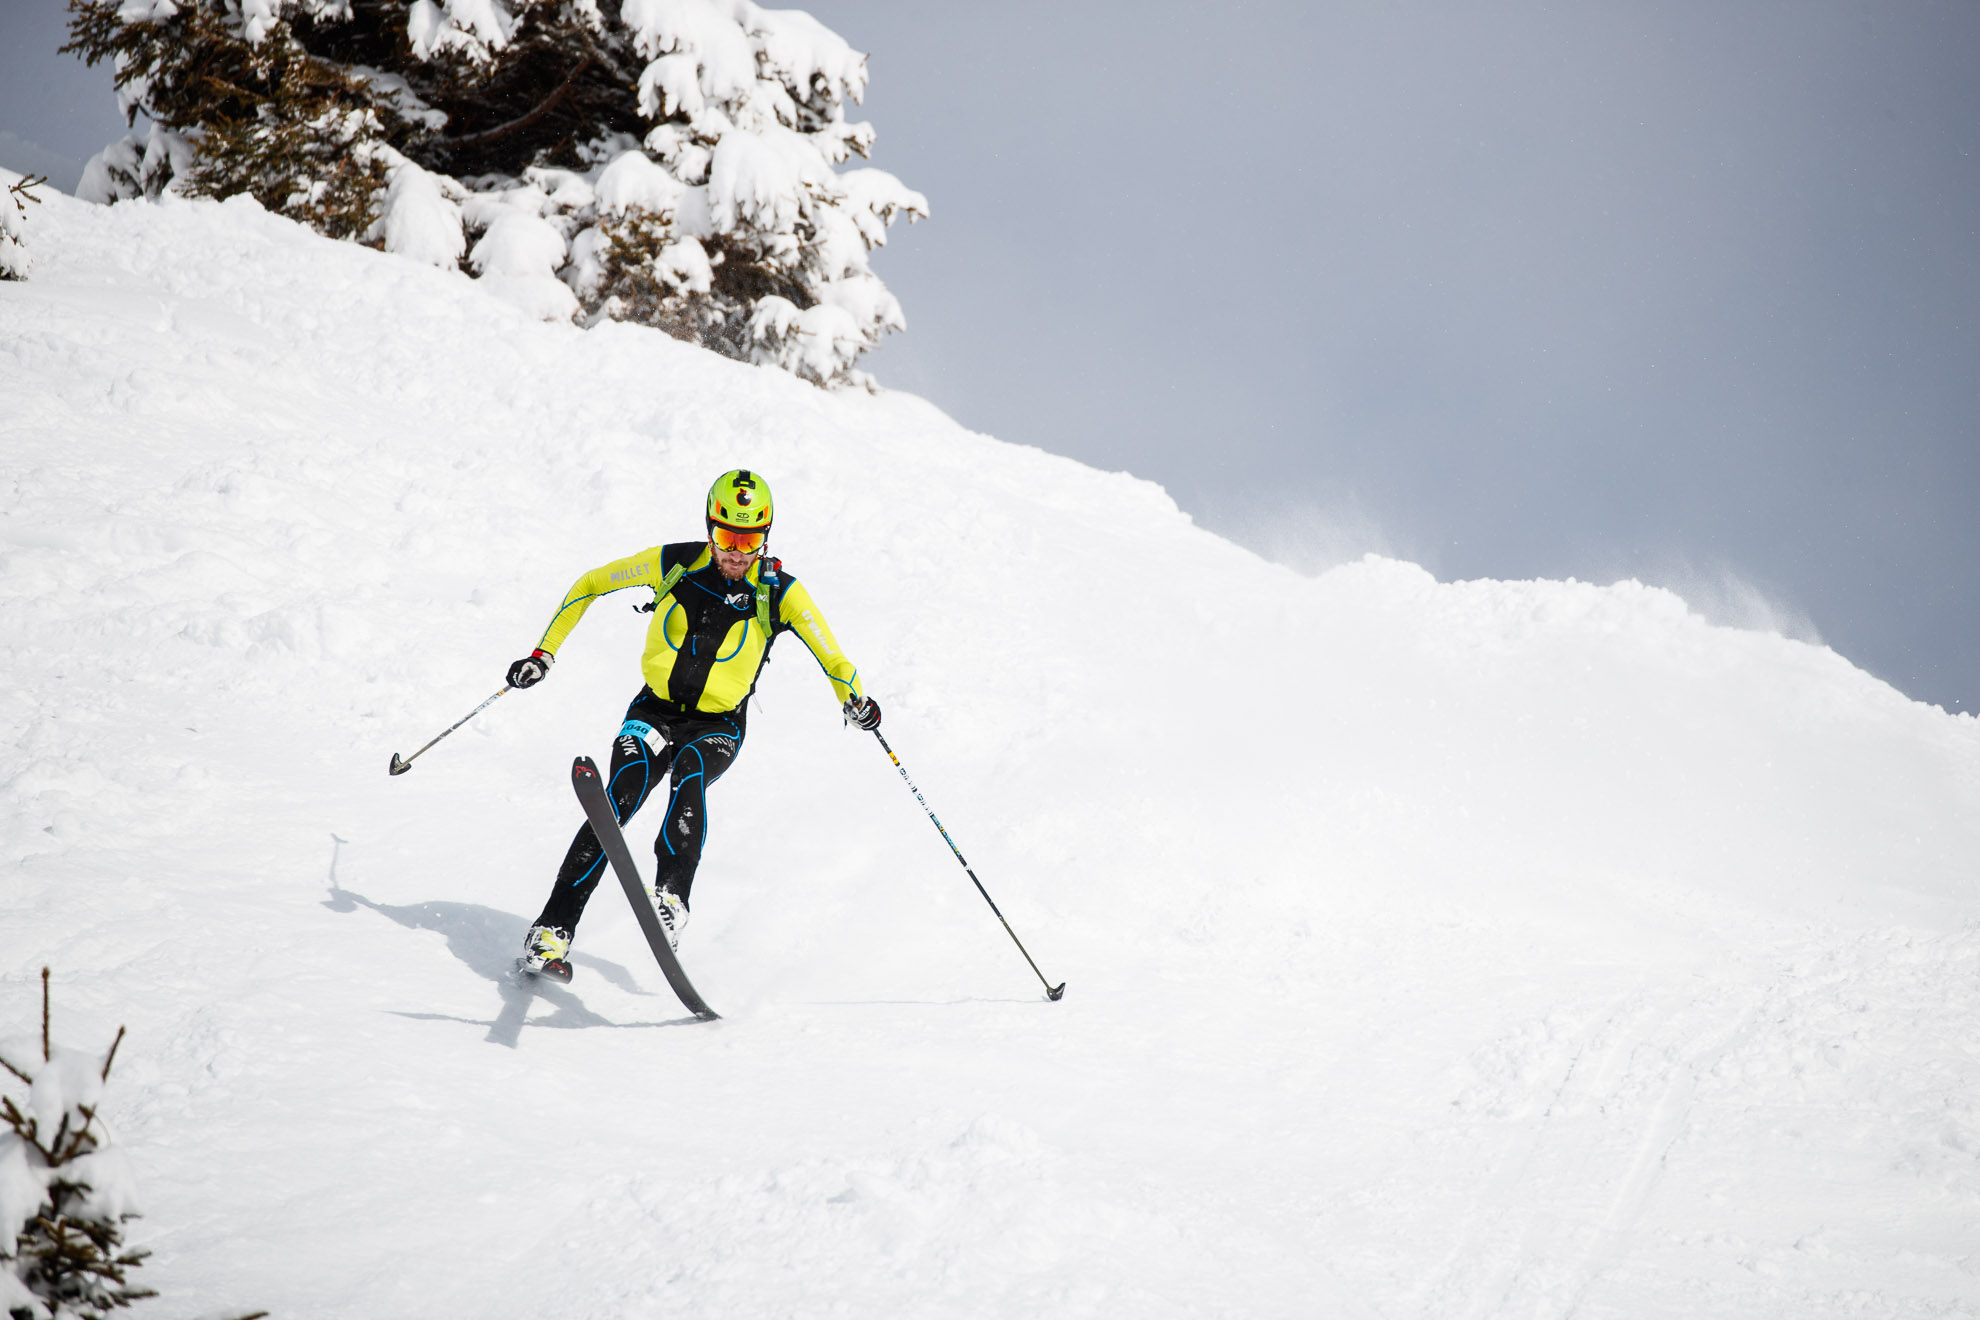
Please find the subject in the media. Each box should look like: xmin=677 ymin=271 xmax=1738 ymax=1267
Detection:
xmin=620 ymin=719 xmax=662 ymax=754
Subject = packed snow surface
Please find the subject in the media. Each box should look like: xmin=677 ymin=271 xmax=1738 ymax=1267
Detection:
xmin=4 ymin=175 xmax=1979 ymax=1318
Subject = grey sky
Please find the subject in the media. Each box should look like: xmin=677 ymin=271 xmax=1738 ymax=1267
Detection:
xmin=5 ymin=0 xmax=1976 ymax=712
xmin=810 ymin=0 xmax=1980 ymax=714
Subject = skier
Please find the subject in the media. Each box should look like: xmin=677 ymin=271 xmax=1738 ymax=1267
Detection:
xmin=506 ymin=469 xmax=880 ymax=982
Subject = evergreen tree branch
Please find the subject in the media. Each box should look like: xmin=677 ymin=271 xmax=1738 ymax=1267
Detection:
xmin=55 ymin=1103 xmax=103 ymax=1165
xmin=436 ymin=54 xmax=592 ymax=152
xmin=1 ymin=1093 xmax=39 ymax=1151
xmin=100 ymin=1025 xmax=126 ymax=1083
xmin=572 ymin=22 xmax=638 ymax=85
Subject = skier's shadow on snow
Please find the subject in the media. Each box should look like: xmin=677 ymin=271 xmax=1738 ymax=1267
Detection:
xmin=322 ymin=880 xmax=694 ymax=1047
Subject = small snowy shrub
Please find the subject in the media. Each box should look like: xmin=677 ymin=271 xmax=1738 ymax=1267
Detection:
xmin=0 ymin=974 xmax=267 ymax=1320
xmin=1 ymin=175 xmax=42 ymax=281
xmin=63 ymin=0 xmax=926 ymax=386
xmin=0 ymin=971 xmax=150 ymax=1320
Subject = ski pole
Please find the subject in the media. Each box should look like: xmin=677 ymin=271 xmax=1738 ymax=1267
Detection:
xmin=870 ymin=728 xmax=1065 ymax=1001
xmin=388 ymin=686 xmax=509 ymax=776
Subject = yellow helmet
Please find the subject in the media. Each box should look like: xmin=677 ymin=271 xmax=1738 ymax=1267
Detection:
xmin=706 ymin=469 xmax=772 ymax=553
xmin=707 ymin=469 xmax=772 ymax=530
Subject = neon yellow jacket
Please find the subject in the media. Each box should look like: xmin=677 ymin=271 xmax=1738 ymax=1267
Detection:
xmin=534 ymin=542 xmax=861 ymax=715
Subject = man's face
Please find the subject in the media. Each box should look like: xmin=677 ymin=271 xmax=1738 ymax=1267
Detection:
xmin=712 ymin=542 xmax=757 ymax=581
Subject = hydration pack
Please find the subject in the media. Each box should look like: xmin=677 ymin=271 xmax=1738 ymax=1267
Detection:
xmin=638 ymin=554 xmax=782 ymax=636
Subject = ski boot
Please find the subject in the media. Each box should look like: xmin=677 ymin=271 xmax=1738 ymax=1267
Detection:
xmin=651 ymin=888 xmax=689 ymax=951
xmin=518 ymin=924 xmax=573 ymax=983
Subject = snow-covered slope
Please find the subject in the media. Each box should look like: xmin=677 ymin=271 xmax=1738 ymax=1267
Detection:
xmin=5 ymin=177 xmax=1979 ymax=1319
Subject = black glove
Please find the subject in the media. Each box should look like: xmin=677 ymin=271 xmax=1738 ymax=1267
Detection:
xmin=507 ymin=649 xmax=553 ymax=689
xmin=842 ymin=694 xmax=881 ymax=730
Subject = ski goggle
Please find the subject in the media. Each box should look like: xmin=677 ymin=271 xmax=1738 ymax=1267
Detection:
xmin=709 ymin=523 xmax=768 ymax=554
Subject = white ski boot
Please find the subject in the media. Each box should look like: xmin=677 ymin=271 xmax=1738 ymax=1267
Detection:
xmin=518 ymin=924 xmax=573 ymax=982
xmin=651 ymin=889 xmax=689 ymax=951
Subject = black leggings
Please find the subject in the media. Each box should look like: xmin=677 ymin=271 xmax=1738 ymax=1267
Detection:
xmin=535 ymin=689 xmax=745 ymax=934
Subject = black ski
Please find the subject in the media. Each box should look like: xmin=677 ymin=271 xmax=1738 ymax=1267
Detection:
xmin=571 ymin=755 xmax=719 ymax=1020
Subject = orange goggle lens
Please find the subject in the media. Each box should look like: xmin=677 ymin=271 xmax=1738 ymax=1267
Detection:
xmin=710 ymin=524 xmax=767 ymax=554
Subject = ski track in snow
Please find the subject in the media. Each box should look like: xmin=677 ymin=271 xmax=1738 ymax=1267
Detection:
xmin=4 ymin=177 xmax=1980 ymax=1318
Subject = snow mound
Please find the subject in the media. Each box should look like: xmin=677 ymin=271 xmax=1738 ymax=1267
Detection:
xmin=4 ymin=185 xmax=1979 ymax=1317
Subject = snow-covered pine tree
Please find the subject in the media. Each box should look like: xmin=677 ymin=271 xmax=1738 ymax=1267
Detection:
xmin=0 ymin=973 xmax=269 ymax=1320
xmin=1 ymin=175 xmax=41 ymax=281
xmin=0 ymin=971 xmax=151 ymax=1320
xmin=62 ymin=0 xmax=926 ymax=387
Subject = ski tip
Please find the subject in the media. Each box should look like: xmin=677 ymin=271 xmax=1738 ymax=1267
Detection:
xmin=1046 ymin=983 xmax=1066 ymax=1002
xmin=388 ymin=753 xmax=409 ymax=776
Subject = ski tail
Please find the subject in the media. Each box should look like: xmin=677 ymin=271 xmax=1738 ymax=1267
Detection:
xmin=571 ymin=756 xmax=719 ymax=1020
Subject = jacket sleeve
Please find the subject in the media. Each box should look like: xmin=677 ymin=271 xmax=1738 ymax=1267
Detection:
xmin=533 ymin=546 xmax=668 ymax=655
xmin=778 ymin=579 xmax=862 ymax=705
